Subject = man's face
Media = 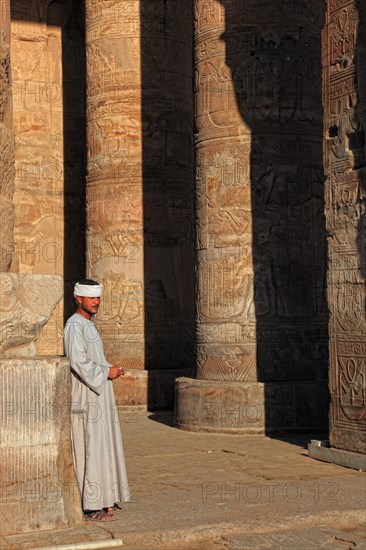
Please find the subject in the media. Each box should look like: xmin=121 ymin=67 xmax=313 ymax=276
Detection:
xmin=76 ymin=296 xmax=101 ymax=317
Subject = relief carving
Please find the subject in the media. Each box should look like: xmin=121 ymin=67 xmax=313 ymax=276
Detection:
xmin=331 ymin=342 xmax=366 ymax=427
xmin=197 ymin=343 xmax=257 ymax=382
xmin=325 ymin=0 xmax=366 ymax=452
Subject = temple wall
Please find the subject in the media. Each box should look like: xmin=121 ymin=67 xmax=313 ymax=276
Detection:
xmin=324 ymin=0 xmax=366 ymax=454
xmin=6 ymin=0 xmax=366 ymax=438
xmin=1 ymin=6 xmax=83 ymax=535
xmin=9 ymin=1 xmax=87 ymax=355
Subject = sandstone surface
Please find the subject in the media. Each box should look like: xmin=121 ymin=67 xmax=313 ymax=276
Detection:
xmin=0 ymin=357 xmax=82 ymax=536
xmin=324 ymin=0 xmax=366 ymax=454
xmin=0 ymin=273 xmax=62 ymax=357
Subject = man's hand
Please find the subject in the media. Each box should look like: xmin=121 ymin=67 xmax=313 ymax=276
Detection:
xmin=108 ymin=365 xmax=125 ymax=380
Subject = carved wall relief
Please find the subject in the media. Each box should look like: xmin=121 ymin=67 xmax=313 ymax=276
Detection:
xmin=10 ymin=1 xmax=68 ymax=355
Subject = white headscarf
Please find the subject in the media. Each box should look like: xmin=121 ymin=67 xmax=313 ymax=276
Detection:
xmin=73 ymin=282 xmax=102 ymax=297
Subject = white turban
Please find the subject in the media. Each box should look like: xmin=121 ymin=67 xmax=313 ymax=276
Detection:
xmin=74 ymin=282 xmax=102 ymax=297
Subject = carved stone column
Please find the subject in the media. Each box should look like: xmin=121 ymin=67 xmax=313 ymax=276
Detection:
xmin=324 ymin=0 xmax=366 ymax=455
xmin=85 ymin=0 xmax=145 ymax=371
xmin=0 ymin=0 xmax=15 ymax=271
xmin=85 ymin=0 xmax=194 ymax=408
xmin=175 ymin=0 xmax=328 ymax=433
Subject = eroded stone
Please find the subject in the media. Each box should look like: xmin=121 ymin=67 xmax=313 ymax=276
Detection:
xmin=0 ymin=273 xmax=62 ymax=357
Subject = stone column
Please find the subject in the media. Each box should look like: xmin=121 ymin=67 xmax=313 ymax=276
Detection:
xmin=0 ymin=0 xmax=15 ymax=271
xmin=324 ymin=0 xmax=366 ymax=455
xmin=85 ymin=0 xmax=145 ymax=371
xmin=85 ymin=0 xmax=194 ymax=409
xmin=175 ymin=0 xmax=328 ymax=433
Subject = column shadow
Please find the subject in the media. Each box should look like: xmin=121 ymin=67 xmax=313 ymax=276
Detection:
xmin=140 ymin=0 xmax=196 ymax=409
xmin=60 ymin=0 xmax=87 ymax=322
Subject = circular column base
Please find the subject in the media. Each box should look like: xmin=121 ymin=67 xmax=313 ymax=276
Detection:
xmin=174 ymin=377 xmax=265 ymax=435
xmin=174 ymin=377 xmax=330 ymax=435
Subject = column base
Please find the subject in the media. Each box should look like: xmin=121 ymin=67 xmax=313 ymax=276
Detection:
xmin=174 ymin=377 xmax=329 ymax=434
xmin=0 ymin=357 xmax=82 ymax=536
xmin=114 ymin=368 xmax=195 ymax=410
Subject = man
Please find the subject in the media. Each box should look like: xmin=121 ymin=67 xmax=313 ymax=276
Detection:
xmin=64 ymin=279 xmax=130 ymax=522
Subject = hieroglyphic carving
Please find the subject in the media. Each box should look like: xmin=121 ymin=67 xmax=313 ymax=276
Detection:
xmin=197 ymin=343 xmax=257 ymax=382
xmin=324 ymin=0 xmax=366 ymax=452
xmin=330 ymin=341 xmax=366 ymax=430
xmin=196 ymin=145 xmax=252 ymax=249
xmin=93 ymin=271 xmax=144 ymax=369
xmin=195 ymin=0 xmax=323 ymax=33
xmin=324 ymin=2 xmax=364 ymax=174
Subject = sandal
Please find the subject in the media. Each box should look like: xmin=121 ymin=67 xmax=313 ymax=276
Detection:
xmin=85 ymin=510 xmax=117 ymax=522
xmin=104 ymin=503 xmax=122 ymax=513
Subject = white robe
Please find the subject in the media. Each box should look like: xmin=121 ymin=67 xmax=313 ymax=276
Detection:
xmin=64 ymin=313 xmax=130 ymax=510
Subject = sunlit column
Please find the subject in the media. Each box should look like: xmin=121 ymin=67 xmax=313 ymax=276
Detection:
xmin=85 ymin=0 xmax=144 ymax=368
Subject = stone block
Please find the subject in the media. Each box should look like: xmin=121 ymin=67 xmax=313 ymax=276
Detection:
xmin=308 ymin=442 xmax=366 ymax=471
xmin=0 ymin=357 xmax=83 ymax=535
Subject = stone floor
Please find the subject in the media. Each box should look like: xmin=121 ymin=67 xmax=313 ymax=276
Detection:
xmin=1 ymin=412 xmax=365 ymax=549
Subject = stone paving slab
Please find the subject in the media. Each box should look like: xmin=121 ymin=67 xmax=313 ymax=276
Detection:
xmin=1 ymin=412 xmax=365 ymax=550
xmin=221 ymin=527 xmax=366 ymax=550
xmin=1 ymin=525 xmax=113 ymax=550
xmin=151 ymin=526 xmax=366 ymax=550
